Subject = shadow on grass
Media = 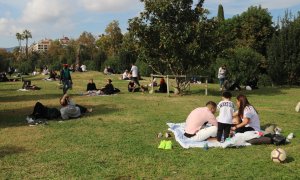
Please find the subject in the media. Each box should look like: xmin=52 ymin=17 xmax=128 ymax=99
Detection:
xmin=0 ymin=93 xmax=62 ymax=102
xmin=188 ymin=86 xmax=286 ymax=97
xmin=0 ymin=145 xmax=26 ymax=158
xmin=0 ymin=104 xmax=120 ymax=128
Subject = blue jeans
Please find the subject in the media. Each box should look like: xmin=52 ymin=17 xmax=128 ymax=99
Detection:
xmin=219 ymin=78 xmax=225 ymax=88
xmin=62 ymin=80 xmax=71 ymax=94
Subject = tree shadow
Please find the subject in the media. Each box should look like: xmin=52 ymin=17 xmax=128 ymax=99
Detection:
xmin=0 ymin=145 xmax=27 ymax=158
xmin=0 ymin=93 xmax=62 ymax=102
xmin=189 ymin=86 xmax=286 ymax=97
xmin=0 ymin=104 xmax=120 ymax=128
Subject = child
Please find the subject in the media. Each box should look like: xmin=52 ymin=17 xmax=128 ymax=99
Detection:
xmin=216 ymin=91 xmax=235 ymax=142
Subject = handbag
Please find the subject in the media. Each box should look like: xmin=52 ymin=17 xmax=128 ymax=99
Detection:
xmin=271 ymin=134 xmax=286 ymax=146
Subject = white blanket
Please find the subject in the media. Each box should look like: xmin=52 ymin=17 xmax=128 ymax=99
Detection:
xmin=167 ymin=123 xmax=260 ymax=149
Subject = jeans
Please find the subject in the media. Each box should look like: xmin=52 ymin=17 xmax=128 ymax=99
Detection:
xmin=62 ymin=80 xmax=71 ymax=94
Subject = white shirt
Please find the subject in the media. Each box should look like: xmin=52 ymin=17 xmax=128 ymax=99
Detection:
xmin=217 ymin=100 xmax=235 ymax=124
xmin=122 ymin=72 xmax=128 ymax=79
xmin=131 ymin=65 xmax=138 ymax=77
xmin=243 ymin=106 xmax=260 ymax=131
xmin=81 ymin=65 xmax=87 ymax=71
xmin=218 ymin=67 xmax=226 ymax=79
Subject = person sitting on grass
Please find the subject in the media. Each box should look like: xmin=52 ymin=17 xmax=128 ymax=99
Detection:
xmin=82 ymin=79 xmax=98 ymax=96
xmin=128 ymin=80 xmax=140 ymax=92
xmin=60 ymin=94 xmax=92 ymax=120
xmin=155 ymin=78 xmax=167 ymax=93
xmin=97 ymin=79 xmax=115 ymax=95
xmin=231 ymin=94 xmax=261 ymax=133
xmin=184 ymin=101 xmax=218 ymax=141
xmin=122 ymin=70 xmax=130 ymax=80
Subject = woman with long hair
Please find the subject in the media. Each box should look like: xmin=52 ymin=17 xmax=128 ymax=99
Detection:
xmin=231 ymin=94 xmax=261 ymax=133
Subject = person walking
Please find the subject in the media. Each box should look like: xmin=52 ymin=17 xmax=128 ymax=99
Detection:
xmin=130 ymin=63 xmax=140 ymax=87
xmin=60 ymin=64 xmax=72 ymax=94
xmin=218 ymin=65 xmax=227 ymax=91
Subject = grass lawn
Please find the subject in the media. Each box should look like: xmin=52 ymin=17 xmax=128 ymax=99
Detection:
xmin=0 ymin=71 xmax=299 ymax=179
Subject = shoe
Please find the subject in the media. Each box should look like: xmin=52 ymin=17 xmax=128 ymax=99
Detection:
xmin=26 ymin=116 xmax=35 ymax=124
xmin=165 ymin=132 xmax=171 ymax=138
xmin=287 ymin=133 xmax=294 ymax=140
xmin=157 ymin=132 xmax=163 ymax=138
xmin=87 ymin=108 xmax=93 ymax=113
xmin=158 ymin=140 xmax=166 ymax=149
xmin=164 ymin=140 xmax=172 ymax=150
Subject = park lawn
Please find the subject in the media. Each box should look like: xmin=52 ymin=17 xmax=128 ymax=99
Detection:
xmin=0 ymin=71 xmax=299 ymax=179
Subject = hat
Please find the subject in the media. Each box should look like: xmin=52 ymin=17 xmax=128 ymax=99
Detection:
xmin=63 ymin=64 xmax=68 ymax=67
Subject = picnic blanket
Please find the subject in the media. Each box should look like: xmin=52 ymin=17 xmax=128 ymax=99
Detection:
xmin=167 ymin=123 xmax=261 ymax=149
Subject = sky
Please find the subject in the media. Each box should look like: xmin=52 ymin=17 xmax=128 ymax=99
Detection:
xmin=0 ymin=0 xmax=300 ymax=48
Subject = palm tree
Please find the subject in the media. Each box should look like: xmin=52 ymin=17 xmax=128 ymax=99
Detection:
xmin=22 ymin=29 xmax=32 ymax=59
xmin=15 ymin=32 xmax=23 ymax=53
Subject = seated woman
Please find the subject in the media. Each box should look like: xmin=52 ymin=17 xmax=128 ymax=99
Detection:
xmin=231 ymin=94 xmax=261 ymax=133
xmin=128 ymin=80 xmax=140 ymax=92
xmin=82 ymin=79 xmax=98 ymax=95
xmin=97 ymin=79 xmax=115 ymax=95
xmin=155 ymin=78 xmax=168 ymax=93
xmin=60 ymin=94 xmax=92 ymax=120
xmin=122 ymin=70 xmax=130 ymax=80
xmin=22 ymin=80 xmax=41 ymax=90
xmin=46 ymin=70 xmax=58 ymax=81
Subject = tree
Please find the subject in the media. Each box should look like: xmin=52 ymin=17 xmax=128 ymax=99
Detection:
xmin=15 ymin=32 xmax=24 ymax=53
xmin=128 ymin=0 xmax=216 ymax=92
xmin=217 ymin=47 xmax=264 ymax=85
xmin=267 ymin=11 xmax=300 ymax=85
xmin=234 ymin=6 xmax=274 ymax=56
xmin=22 ymin=29 xmax=32 ymax=59
xmin=77 ymin=31 xmax=96 ymax=64
xmin=217 ymin=4 xmax=224 ymax=21
xmin=96 ymin=20 xmax=123 ymax=57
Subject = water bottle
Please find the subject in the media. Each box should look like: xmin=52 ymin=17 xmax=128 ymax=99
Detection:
xmin=203 ymin=142 xmax=209 ymax=150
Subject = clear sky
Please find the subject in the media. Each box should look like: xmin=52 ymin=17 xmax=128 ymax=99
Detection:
xmin=0 ymin=0 xmax=300 ymax=48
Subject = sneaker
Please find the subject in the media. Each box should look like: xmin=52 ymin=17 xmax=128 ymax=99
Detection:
xmin=165 ymin=132 xmax=171 ymax=138
xmin=164 ymin=140 xmax=172 ymax=150
xmin=158 ymin=140 xmax=166 ymax=149
xmin=287 ymin=133 xmax=294 ymax=140
xmin=26 ymin=116 xmax=35 ymax=124
xmin=87 ymin=108 xmax=93 ymax=113
xmin=157 ymin=132 xmax=163 ymax=138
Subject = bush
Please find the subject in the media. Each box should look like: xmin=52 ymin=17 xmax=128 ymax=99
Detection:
xmin=258 ymin=74 xmax=273 ymax=87
xmin=135 ymin=59 xmax=152 ymax=76
xmin=18 ymin=61 xmax=34 ymax=74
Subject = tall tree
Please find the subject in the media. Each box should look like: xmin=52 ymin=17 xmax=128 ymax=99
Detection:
xmin=96 ymin=20 xmax=123 ymax=56
xmin=77 ymin=31 xmax=96 ymax=64
xmin=128 ymin=0 xmax=216 ymax=92
xmin=217 ymin=4 xmax=224 ymax=21
xmin=235 ymin=6 xmax=274 ymax=56
xmin=22 ymin=29 xmax=32 ymax=59
xmin=15 ymin=32 xmax=23 ymax=53
xmin=267 ymin=11 xmax=300 ymax=85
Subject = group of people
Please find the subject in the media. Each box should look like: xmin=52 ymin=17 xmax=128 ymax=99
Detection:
xmin=184 ymin=92 xmax=260 ymax=142
xmin=85 ymin=78 xmax=120 ymax=96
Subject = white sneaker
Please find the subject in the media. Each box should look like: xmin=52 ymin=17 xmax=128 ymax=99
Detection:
xmin=26 ymin=116 xmax=34 ymax=124
xmin=287 ymin=133 xmax=294 ymax=140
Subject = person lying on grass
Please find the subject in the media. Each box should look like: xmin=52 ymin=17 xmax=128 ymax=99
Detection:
xmin=184 ymin=101 xmax=218 ymax=141
xmin=60 ymin=94 xmax=92 ymax=120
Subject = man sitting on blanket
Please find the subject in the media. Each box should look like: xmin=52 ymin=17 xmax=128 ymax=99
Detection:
xmin=184 ymin=101 xmax=218 ymax=141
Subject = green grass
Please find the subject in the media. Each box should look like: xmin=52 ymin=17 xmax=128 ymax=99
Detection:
xmin=0 ymin=71 xmax=299 ymax=179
